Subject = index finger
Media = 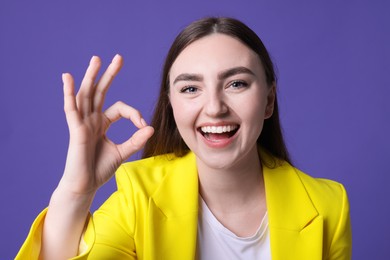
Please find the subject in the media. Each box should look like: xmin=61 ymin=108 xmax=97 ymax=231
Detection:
xmin=104 ymin=101 xmax=146 ymax=129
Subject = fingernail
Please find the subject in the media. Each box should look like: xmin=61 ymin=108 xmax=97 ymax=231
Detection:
xmin=90 ymin=56 xmax=98 ymax=64
xmin=112 ymin=54 xmax=120 ymax=62
xmin=140 ymin=118 xmax=147 ymax=127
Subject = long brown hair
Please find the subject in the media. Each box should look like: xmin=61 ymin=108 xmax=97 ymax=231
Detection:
xmin=142 ymin=17 xmax=291 ymax=164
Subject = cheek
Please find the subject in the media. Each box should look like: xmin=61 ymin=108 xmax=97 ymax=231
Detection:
xmin=170 ymin=98 xmax=195 ymax=129
xmin=235 ymin=93 xmax=267 ymax=118
xmin=240 ymin=106 xmax=266 ymax=141
xmin=236 ymin=94 xmax=268 ymax=134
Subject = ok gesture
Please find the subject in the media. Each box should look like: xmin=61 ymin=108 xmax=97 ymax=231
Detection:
xmin=60 ymin=55 xmax=154 ymax=195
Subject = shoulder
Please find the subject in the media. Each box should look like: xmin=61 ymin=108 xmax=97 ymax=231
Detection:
xmin=262 ymin=150 xmax=349 ymax=227
xmin=291 ymin=167 xmax=352 ymax=257
xmin=262 ymin=151 xmax=351 ymax=257
xmin=294 ymin=167 xmax=348 ymax=212
xmin=268 ymin=159 xmax=350 ymax=236
xmin=262 ymin=150 xmax=348 ymax=211
xmin=114 ymin=152 xmax=197 ymax=195
xmin=270 ymin=159 xmax=348 ymax=215
xmin=291 ymin=164 xmax=347 ymax=199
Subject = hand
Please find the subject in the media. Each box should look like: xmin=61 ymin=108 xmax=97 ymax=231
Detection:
xmin=59 ymin=55 xmax=154 ymax=195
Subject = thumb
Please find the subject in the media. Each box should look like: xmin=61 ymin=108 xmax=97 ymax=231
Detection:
xmin=117 ymin=126 xmax=154 ymax=160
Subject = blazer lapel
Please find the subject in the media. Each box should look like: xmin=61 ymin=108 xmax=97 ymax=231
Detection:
xmin=140 ymin=151 xmax=324 ymax=259
xmin=144 ymin=152 xmax=199 ymax=260
xmin=262 ymin=152 xmax=324 ymax=260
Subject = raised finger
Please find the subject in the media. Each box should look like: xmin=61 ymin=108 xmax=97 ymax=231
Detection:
xmin=93 ymin=54 xmax=123 ymax=112
xmin=76 ymin=56 xmax=102 ymax=116
xmin=63 ymin=73 xmax=82 ymax=128
xmin=104 ymin=101 xmax=146 ymax=129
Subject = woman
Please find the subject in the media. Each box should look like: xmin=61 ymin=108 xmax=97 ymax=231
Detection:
xmin=17 ymin=17 xmax=351 ymax=259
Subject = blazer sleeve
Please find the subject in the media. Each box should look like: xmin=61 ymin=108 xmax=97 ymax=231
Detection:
xmin=16 ymin=165 xmax=137 ymax=259
xmin=15 ymin=209 xmax=92 ymax=259
xmin=15 ymin=209 xmax=48 ymax=259
xmin=326 ymin=183 xmax=352 ymax=260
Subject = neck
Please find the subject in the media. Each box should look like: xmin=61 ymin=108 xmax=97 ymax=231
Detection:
xmin=197 ymin=146 xmax=265 ymax=213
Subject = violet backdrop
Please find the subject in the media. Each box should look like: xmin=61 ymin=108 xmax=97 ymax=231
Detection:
xmin=0 ymin=0 xmax=389 ymax=259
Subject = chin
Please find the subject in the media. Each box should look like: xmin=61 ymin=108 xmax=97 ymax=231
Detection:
xmin=195 ymin=151 xmax=240 ymax=170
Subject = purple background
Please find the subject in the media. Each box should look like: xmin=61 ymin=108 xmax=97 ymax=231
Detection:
xmin=1 ymin=0 xmax=389 ymax=258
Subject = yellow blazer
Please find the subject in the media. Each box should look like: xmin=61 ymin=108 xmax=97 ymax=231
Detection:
xmin=17 ymin=151 xmax=351 ymax=259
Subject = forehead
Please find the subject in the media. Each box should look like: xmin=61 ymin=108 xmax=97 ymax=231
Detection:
xmin=169 ymin=33 xmax=263 ymax=77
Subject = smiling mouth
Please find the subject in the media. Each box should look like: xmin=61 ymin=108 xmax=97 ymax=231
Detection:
xmin=199 ymin=125 xmax=239 ymax=141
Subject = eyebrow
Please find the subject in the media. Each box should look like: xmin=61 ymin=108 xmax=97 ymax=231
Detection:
xmin=218 ymin=66 xmax=255 ymax=80
xmin=173 ymin=73 xmax=203 ymax=84
xmin=172 ymin=66 xmax=255 ymax=85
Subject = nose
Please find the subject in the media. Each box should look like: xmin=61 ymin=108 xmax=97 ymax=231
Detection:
xmin=204 ymin=91 xmax=229 ymax=117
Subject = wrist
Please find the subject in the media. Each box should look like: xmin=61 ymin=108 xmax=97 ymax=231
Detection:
xmin=51 ymin=183 xmax=97 ymax=211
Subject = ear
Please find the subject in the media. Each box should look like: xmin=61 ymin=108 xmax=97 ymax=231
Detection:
xmin=264 ymin=84 xmax=276 ymax=119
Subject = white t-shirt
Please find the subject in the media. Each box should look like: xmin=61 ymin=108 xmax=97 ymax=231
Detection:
xmin=197 ymin=197 xmax=271 ymax=260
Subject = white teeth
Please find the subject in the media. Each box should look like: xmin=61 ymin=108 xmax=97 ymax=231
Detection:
xmin=200 ymin=125 xmax=238 ymax=134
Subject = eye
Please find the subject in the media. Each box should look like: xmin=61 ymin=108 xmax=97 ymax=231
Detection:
xmin=229 ymin=80 xmax=248 ymax=89
xmin=180 ymin=86 xmax=198 ymax=93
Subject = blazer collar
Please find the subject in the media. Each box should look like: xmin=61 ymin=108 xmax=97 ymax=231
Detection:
xmin=261 ymin=150 xmax=319 ymax=230
xmin=261 ymin=150 xmax=323 ymax=259
xmin=149 ymin=150 xmax=320 ymax=230
xmin=145 ymin=152 xmax=199 ymax=259
xmin=147 ymin=151 xmax=323 ymax=259
xmin=151 ymin=152 xmax=199 ymax=218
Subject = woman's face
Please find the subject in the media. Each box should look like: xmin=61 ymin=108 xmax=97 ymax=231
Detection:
xmin=169 ymin=33 xmax=275 ymax=170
